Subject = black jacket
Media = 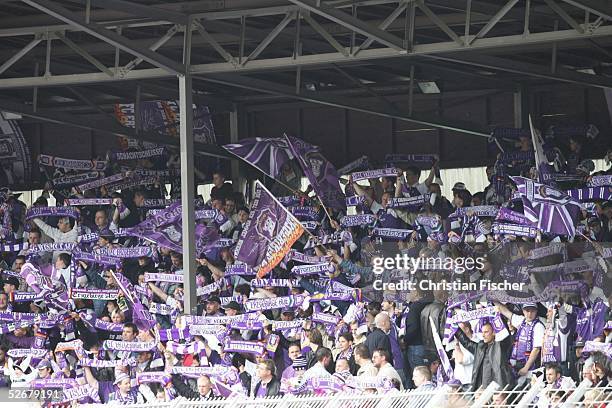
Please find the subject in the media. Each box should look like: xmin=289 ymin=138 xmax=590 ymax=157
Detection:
xmin=365 ymin=328 xmax=393 ymax=363
xmin=456 ymin=329 xmax=515 ymax=391
xmin=253 ymin=376 xmax=282 ymax=397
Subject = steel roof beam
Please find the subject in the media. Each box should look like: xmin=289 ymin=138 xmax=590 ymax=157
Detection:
xmin=85 ymin=0 xmax=188 ymax=25
xmin=20 ymin=0 xmax=185 ymax=75
xmin=288 ymin=0 xmax=405 ymax=50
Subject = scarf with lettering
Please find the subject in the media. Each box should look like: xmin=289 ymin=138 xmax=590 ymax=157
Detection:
xmin=25 ymin=206 xmax=79 ymax=221
xmin=39 ymin=154 xmax=107 ymax=171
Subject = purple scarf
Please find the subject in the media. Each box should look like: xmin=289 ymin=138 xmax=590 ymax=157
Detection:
xmin=351 ymin=168 xmax=399 ymax=181
xmin=111 ymin=147 xmax=165 ymax=161
xmin=39 ymin=154 xmax=107 ymax=171
xmin=65 ymin=198 xmax=113 ymax=206
xmin=223 ymin=339 xmax=265 ymax=355
xmin=25 ymin=206 xmax=79 ymax=220
xmin=244 ymin=295 xmax=306 ymax=312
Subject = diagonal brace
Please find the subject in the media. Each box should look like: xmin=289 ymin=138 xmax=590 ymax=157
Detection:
xmin=0 ymin=37 xmax=42 ymax=76
xmin=243 ymin=12 xmax=295 ymax=65
xmin=543 ymin=0 xmax=584 ymax=32
xmin=302 ymin=13 xmax=348 ymax=57
xmin=193 ymin=19 xmax=237 ymax=65
xmin=354 ymin=2 xmax=408 ymax=56
xmin=469 ymin=0 xmax=520 ymax=45
xmin=417 ymin=0 xmax=463 ymax=45
xmin=123 ymin=24 xmax=179 ymax=73
xmin=21 ymin=0 xmax=185 ymax=75
xmin=57 ymin=32 xmax=114 ymax=77
xmin=289 ymin=0 xmax=405 ymax=51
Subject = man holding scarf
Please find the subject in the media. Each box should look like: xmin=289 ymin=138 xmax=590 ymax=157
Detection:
xmin=496 ymin=302 xmax=545 ymax=381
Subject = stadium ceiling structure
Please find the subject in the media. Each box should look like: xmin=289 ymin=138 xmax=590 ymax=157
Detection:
xmin=1 ymin=0 xmax=612 ymax=313
xmin=0 ymin=0 xmax=612 ymax=146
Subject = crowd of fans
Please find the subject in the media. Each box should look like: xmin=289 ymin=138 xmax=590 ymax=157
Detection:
xmin=0 ymin=132 xmax=610 ymax=406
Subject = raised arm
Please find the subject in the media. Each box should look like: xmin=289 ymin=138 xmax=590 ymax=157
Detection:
xmin=494 ymin=302 xmax=514 ymax=320
xmin=83 ymin=366 xmax=99 ymax=389
xmin=148 ymin=282 xmax=169 ymax=303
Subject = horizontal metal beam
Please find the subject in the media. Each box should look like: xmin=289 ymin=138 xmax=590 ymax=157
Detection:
xmin=559 ymin=0 xmax=612 ymax=22
xmin=2 ymin=24 xmax=612 ymax=89
xmin=20 ymin=0 xmax=186 ymax=75
xmin=288 ymin=0 xmax=405 ymax=50
xmin=426 ymin=53 xmax=612 ymax=89
xmin=0 ymin=98 xmax=231 ymax=159
xmin=196 ymin=73 xmax=490 ymax=138
xmin=83 ymin=0 xmax=188 ymax=25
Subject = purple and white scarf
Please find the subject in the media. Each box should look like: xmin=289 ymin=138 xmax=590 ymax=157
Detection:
xmin=528 ymin=243 xmax=566 ymax=260
xmin=28 ymin=243 xmax=76 ymax=253
xmin=301 ymin=221 xmax=319 ymax=231
xmin=71 ymin=288 xmax=119 ymax=300
xmin=7 ymin=348 xmax=47 ymax=358
xmin=250 ymin=278 xmax=300 ymax=288
xmin=286 ymin=250 xmax=330 ymax=264
xmin=289 ymin=206 xmax=319 ymax=221
xmin=196 ymin=280 xmax=223 ymax=297
xmin=292 ymin=263 xmax=335 ymax=276
xmin=222 ymin=339 xmax=265 ymax=355
xmin=303 ymin=231 xmax=352 ymax=250
xmin=450 ymin=206 xmax=499 ymax=218
xmin=372 ymin=228 xmax=413 ymax=239
xmin=312 ymin=312 xmax=341 ymax=326
xmin=566 ymin=187 xmax=612 ymax=202
xmin=159 ymin=328 xmax=191 ymax=342
xmin=220 ymin=295 xmax=243 ymax=306
xmin=61 ymin=384 xmax=100 ymax=403
xmin=111 ymin=147 xmax=165 ymax=161
xmin=492 ymin=222 xmax=538 ymax=238
xmin=587 ymin=175 xmax=612 ymax=187
xmin=144 ymin=272 xmax=183 ymax=283
xmin=94 ymin=246 xmax=152 ymax=258
xmin=183 ymin=313 xmax=257 ymax=325
xmin=244 ymin=295 xmax=306 ymax=312
xmin=77 ymin=173 xmax=127 ymax=191
xmin=142 ymin=198 xmax=176 ymax=209
xmin=169 ymin=366 xmax=230 ymax=378
xmin=345 ymin=195 xmax=365 ymax=207
xmin=195 ymin=209 xmax=217 ymax=220
xmin=388 ymin=195 xmax=430 ymax=210
xmin=224 ymin=263 xmax=255 ymax=276
xmin=102 ymin=340 xmax=156 ymax=351
xmin=52 ymin=171 xmax=101 ymax=187
xmin=496 ymin=207 xmax=536 ymax=225
xmin=39 ymin=154 xmax=107 ymax=171
xmin=166 ymin=340 xmax=205 ymax=355
xmin=189 ymin=324 xmax=227 ymax=338
xmin=351 ymin=168 xmax=399 ymax=181
xmin=149 ymin=302 xmax=175 ymax=316
xmin=277 ymin=196 xmax=302 ymax=207
xmin=79 ymin=357 xmax=136 ymax=368
xmin=448 ymin=306 xmax=497 ymax=324
xmin=25 ymin=206 xmax=79 ymax=220
xmin=72 ymin=249 xmax=121 ymax=267
xmin=385 ymin=153 xmax=437 ymax=168
xmin=94 ymin=319 xmax=124 ymax=332
xmin=65 ymin=198 xmax=113 ymax=206
xmin=341 ymin=214 xmax=377 ymax=227
xmin=136 ymin=371 xmax=171 ymax=386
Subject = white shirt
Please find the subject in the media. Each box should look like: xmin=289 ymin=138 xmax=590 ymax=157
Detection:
xmin=453 ymin=342 xmax=474 ymax=385
xmin=376 ymin=363 xmax=404 ymax=390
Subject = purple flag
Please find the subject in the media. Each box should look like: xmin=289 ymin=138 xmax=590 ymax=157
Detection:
xmin=234 ymin=181 xmax=304 ymax=278
xmin=511 ymin=176 xmax=581 ymax=237
xmin=223 ymin=137 xmax=294 ymax=179
xmin=285 ymin=135 xmax=346 ymax=211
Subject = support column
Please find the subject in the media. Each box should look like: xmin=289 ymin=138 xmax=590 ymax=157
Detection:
xmin=513 ymin=85 xmax=529 ymax=129
xmin=229 ymin=105 xmax=242 ymax=194
xmin=179 ymin=20 xmax=197 ymax=315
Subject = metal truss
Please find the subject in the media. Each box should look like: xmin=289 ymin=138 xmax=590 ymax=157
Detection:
xmin=1 ymin=0 xmax=611 ymax=89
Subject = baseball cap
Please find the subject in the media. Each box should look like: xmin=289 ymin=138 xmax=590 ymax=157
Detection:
xmin=522 ymin=302 xmax=538 ymax=310
xmin=452 ymin=182 xmax=467 ymax=191
xmin=3 ymin=276 xmax=20 ymax=288
xmin=207 ymin=296 xmax=221 ymax=304
xmin=113 ymin=372 xmax=130 ymax=385
xmin=224 ymin=301 xmax=241 ymax=312
xmin=37 ymin=359 xmax=52 ymax=370
xmin=99 ymin=228 xmax=115 ymax=241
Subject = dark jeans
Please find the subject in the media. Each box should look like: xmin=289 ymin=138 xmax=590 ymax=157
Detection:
xmin=404 ymin=344 xmax=425 ymax=389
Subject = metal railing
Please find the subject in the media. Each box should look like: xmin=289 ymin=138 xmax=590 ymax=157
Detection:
xmin=80 ymin=380 xmax=612 ymax=408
